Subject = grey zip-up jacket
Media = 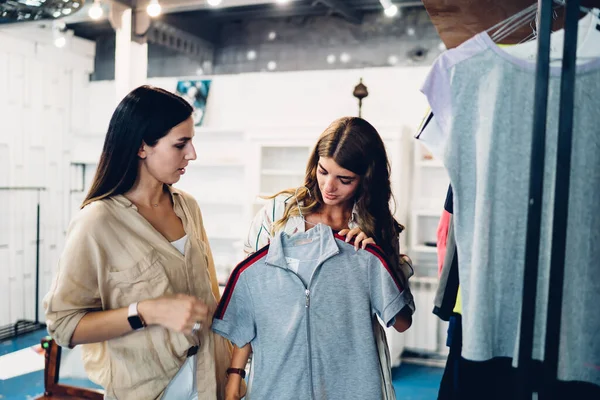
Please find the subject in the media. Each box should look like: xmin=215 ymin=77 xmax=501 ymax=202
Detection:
xmin=213 ymin=223 xmax=411 ymax=400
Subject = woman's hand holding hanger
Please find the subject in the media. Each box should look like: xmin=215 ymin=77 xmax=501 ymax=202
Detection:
xmin=338 ymin=227 xmax=376 ymax=251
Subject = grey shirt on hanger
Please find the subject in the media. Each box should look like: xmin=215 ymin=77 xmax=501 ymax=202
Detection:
xmin=421 ymin=31 xmax=600 ymax=386
xmin=213 ymin=223 xmax=410 ymax=400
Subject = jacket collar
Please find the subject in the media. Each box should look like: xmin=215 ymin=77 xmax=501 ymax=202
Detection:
xmin=266 ymin=223 xmax=340 ymax=270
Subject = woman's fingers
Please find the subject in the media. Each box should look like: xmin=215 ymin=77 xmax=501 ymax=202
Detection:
xmin=339 ymin=227 xmax=376 ymax=250
xmin=344 ymin=227 xmax=361 ymax=243
xmin=353 ymin=232 xmax=367 ymax=250
xmin=361 ymin=237 xmax=375 ymax=250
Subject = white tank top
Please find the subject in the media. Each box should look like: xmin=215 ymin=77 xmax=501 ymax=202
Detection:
xmin=170 ymin=235 xmax=188 ymax=255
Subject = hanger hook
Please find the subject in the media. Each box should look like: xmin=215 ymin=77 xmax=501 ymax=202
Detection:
xmin=294 ymin=186 xmax=311 ymax=221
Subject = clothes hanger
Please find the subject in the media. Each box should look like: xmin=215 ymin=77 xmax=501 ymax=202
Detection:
xmin=294 ymin=186 xmax=317 ymax=227
xmin=487 ymin=0 xmax=596 ymax=43
xmin=487 ymin=3 xmax=539 ymax=42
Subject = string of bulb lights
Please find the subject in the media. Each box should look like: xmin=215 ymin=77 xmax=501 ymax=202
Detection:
xmin=45 ymin=0 xmax=404 ymax=49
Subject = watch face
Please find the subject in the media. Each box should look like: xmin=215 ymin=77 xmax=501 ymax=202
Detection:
xmin=128 ymin=315 xmax=144 ymax=330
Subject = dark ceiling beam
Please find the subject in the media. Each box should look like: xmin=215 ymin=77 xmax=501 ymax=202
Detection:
xmin=161 ymin=13 xmax=219 ymax=43
xmin=192 ymin=3 xmax=332 ymax=21
xmin=316 ymin=0 xmax=362 ymax=24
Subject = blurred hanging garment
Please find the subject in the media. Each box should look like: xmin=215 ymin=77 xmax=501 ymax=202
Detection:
xmin=420 ymin=22 xmax=600 ymax=393
xmin=415 ymin=9 xmax=600 ymax=163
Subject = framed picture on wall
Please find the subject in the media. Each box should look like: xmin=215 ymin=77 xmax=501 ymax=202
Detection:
xmin=175 ymin=79 xmax=211 ymax=126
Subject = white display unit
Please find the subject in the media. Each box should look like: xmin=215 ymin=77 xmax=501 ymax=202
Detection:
xmin=408 ymin=140 xmax=450 ymax=277
xmin=177 ymin=128 xmax=250 ymax=285
xmin=401 ymin=140 xmax=451 ymax=357
xmin=248 ymin=139 xmax=313 ymax=218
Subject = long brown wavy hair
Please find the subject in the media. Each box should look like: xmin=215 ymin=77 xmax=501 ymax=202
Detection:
xmin=271 ymin=116 xmax=404 ymax=264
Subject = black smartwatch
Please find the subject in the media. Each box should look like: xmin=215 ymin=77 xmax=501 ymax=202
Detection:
xmin=127 ymin=302 xmax=146 ymax=330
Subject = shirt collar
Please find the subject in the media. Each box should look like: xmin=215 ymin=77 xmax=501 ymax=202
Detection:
xmin=283 ymin=199 xmax=360 ymax=232
xmin=266 ymin=223 xmax=340 ymax=270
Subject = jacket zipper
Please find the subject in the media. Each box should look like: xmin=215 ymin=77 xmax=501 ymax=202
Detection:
xmin=287 ymin=272 xmax=316 ymax=400
xmin=304 ymin=286 xmax=315 ymax=400
xmin=281 ymin=256 xmax=336 ymax=400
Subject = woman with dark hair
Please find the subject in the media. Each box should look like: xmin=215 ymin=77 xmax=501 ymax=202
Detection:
xmin=214 ymin=117 xmax=415 ymax=400
xmin=44 ymin=85 xmax=240 ymax=400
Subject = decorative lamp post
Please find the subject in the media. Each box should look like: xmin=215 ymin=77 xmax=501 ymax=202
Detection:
xmin=353 ymin=78 xmax=369 ymax=118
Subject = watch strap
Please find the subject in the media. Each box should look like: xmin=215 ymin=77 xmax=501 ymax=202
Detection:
xmin=226 ymin=368 xmax=246 ymax=379
xmin=128 ymin=302 xmax=138 ymax=318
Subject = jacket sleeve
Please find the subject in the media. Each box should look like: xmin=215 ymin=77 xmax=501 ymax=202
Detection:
xmin=368 ymin=250 xmax=414 ymax=326
xmin=43 ymin=211 xmax=104 ymax=348
xmin=212 ymin=272 xmax=256 ymax=348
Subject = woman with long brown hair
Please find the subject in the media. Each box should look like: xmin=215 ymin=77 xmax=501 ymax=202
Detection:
xmin=215 ymin=116 xmax=415 ymax=400
xmin=44 ymin=85 xmax=241 ymax=400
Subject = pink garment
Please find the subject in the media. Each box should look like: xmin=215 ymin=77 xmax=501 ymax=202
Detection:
xmin=436 ymin=210 xmax=451 ymax=277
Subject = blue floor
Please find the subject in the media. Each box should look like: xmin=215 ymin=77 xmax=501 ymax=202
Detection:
xmin=1 ymin=329 xmax=443 ymax=399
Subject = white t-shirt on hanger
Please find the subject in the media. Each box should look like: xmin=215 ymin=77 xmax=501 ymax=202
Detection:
xmin=416 ymin=9 xmax=600 ymax=161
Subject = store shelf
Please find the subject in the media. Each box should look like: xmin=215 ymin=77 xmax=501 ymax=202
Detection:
xmin=209 ymin=234 xmax=243 ymax=241
xmin=410 ymin=276 xmax=439 ymax=285
xmin=190 ymin=160 xmax=245 ymax=168
xmin=260 ymin=169 xmax=305 ymax=176
xmin=417 ymin=159 xmax=444 ymax=168
xmin=197 ymin=198 xmax=246 ymax=206
xmin=414 ymin=209 xmax=442 ymax=218
xmin=412 ymin=245 xmax=438 ymax=254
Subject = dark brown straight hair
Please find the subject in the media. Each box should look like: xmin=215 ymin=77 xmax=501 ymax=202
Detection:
xmin=82 ymin=85 xmax=193 ymax=208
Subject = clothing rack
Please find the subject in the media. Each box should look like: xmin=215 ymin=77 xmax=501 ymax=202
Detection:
xmin=518 ymin=0 xmax=580 ymax=398
xmin=0 ymin=186 xmax=47 ymax=341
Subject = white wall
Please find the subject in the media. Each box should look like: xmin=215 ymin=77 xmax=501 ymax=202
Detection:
xmin=0 ymin=26 xmax=95 ymax=326
xmin=0 ymin=29 xmax=432 ymax=329
xmin=87 ymin=67 xmax=431 ymax=239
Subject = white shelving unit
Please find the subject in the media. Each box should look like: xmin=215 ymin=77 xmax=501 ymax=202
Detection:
xmin=408 ymin=141 xmax=450 ymax=277
xmin=178 ymin=128 xmax=250 ymax=285
xmin=249 ymin=141 xmax=312 ymax=216
xmin=402 ymin=141 xmax=451 ymax=357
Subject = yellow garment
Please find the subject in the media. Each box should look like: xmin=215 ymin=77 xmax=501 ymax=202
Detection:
xmin=453 ymin=286 xmax=462 ymax=314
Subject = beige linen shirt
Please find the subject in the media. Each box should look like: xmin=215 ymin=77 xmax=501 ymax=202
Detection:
xmin=43 ymin=186 xmax=231 ymax=400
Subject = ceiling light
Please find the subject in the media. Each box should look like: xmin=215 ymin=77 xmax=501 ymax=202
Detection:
xmin=268 ymin=31 xmax=277 ymax=40
xmin=276 ymin=0 xmax=290 ymax=3
xmin=88 ymin=0 xmax=103 ymax=20
xmin=54 ymin=36 xmax=66 ymax=48
xmin=247 ymin=50 xmax=257 ymax=60
xmin=387 ymin=55 xmax=398 ymax=65
xmin=147 ymin=0 xmax=161 ymax=17
xmin=196 ymin=67 xmax=204 ymax=75
xmin=406 ymin=27 xmax=415 ymax=36
xmin=62 ymin=8 xmax=72 ymax=15
xmin=340 ymin=53 xmax=350 ymax=63
xmin=207 ymin=0 xmax=222 ymax=6
xmin=53 ymin=20 xmax=66 ymax=30
xmin=267 ymin=61 xmax=277 ymax=71
xmin=326 ymin=54 xmax=336 ymax=64
xmin=384 ymin=5 xmax=398 ymax=18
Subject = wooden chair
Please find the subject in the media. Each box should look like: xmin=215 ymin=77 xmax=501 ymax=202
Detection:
xmin=35 ymin=337 xmax=103 ymax=400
